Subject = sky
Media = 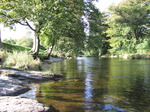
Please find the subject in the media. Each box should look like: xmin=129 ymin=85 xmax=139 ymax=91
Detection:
xmin=94 ymin=0 xmax=122 ymax=11
xmin=0 ymin=24 xmax=33 ymax=40
xmin=0 ymin=0 xmax=122 ymax=40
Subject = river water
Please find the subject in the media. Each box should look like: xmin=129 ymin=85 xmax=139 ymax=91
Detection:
xmin=21 ymin=57 xmax=150 ymax=112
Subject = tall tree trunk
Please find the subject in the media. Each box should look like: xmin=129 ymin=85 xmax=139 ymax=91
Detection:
xmin=47 ymin=40 xmax=55 ymax=58
xmin=30 ymin=33 xmax=40 ymax=58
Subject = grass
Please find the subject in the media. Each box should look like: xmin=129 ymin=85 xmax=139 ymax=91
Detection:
xmin=2 ymin=42 xmax=30 ymax=52
xmin=2 ymin=42 xmax=45 ymax=55
xmin=1 ymin=51 xmax=42 ymax=70
xmin=0 ymin=42 xmax=45 ymax=70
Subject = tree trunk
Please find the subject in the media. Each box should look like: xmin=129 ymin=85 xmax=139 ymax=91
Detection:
xmin=134 ymin=29 xmax=139 ymax=40
xmin=47 ymin=40 xmax=55 ymax=58
xmin=30 ymin=33 xmax=40 ymax=58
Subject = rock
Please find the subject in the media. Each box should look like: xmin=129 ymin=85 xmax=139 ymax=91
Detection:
xmin=0 ymin=75 xmax=30 ymax=96
xmin=0 ymin=69 xmax=62 ymax=83
xmin=0 ymin=69 xmax=63 ymax=96
xmin=0 ymin=96 xmax=50 ymax=112
xmin=0 ymin=69 xmax=62 ymax=111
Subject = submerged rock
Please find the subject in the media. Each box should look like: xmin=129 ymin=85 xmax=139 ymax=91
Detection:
xmin=0 ymin=96 xmax=50 ymax=112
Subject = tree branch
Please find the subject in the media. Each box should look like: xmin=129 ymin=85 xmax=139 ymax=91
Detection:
xmin=0 ymin=13 xmax=27 ymax=26
xmin=26 ymin=20 xmax=36 ymax=31
xmin=0 ymin=12 xmax=36 ymax=31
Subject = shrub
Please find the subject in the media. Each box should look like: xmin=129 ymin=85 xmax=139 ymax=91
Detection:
xmin=0 ymin=50 xmax=8 ymax=62
xmin=16 ymin=37 xmax=33 ymax=48
xmin=136 ymin=38 xmax=150 ymax=54
xmin=2 ymin=51 xmax=41 ymax=70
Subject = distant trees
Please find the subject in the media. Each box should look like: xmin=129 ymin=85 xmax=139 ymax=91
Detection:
xmin=106 ymin=0 xmax=150 ymax=55
xmin=84 ymin=3 xmax=107 ymax=56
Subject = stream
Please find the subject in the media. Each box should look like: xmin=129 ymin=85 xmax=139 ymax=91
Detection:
xmin=20 ymin=57 xmax=150 ymax=112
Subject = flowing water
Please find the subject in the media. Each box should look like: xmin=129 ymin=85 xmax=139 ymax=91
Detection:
xmin=21 ymin=57 xmax=150 ymax=112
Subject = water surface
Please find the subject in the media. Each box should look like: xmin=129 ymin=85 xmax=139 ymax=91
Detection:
xmin=22 ymin=57 xmax=150 ymax=112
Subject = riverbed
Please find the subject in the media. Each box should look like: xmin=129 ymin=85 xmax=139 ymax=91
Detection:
xmin=20 ymin=57 xmax=150 ymax=112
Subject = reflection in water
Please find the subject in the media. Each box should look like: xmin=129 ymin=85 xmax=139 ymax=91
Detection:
xmin=21 ymin=57 xmax=150 ymax=112
xmin=84 ymin=73 xmax=93 ymax=109
xmin=77 ymin=57 xmax=95 ymax=109
xmin=19 ymin=85 xmax=39 ymax=99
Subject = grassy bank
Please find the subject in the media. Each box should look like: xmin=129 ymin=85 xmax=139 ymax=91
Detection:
xmin=2 ymin=42 xmax=31 ymax=52
xmin=0 ymin=42 xmax=44 ymax=70
xmin=2 ymin=42 xmax=45 ymax=55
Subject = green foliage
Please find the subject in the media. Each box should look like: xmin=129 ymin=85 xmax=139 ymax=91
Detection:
xmin=2 ymin=51 xmax=41 ymax=70
xmin=0 ymin=50 xmax=8 ymax=61
xmin=84 ymin=4 xmax=106 ymax=56
xmin=2 ymin=42 xmax=30 ymax=52
xmin=108 ymin=38 xmax=137 ymax=55
xmin=40 ymin=0 xmax=87 ymax=57
xmin=54 ymin=36 xmax=85 ymax=57
xmin=16 ymin=37 xmax=33 ymax=48
xmin=2 ymin=42 xmax=45 ymax=55
xmin=106 ymin=0 xmax=150 ymax=55
xmin=136 ymin=38 xmax=150 ymax=54
xmin=0 ymin=0 xmax=95 ymax=56
xmin=3 ymin=37 xmax=33 ymax=48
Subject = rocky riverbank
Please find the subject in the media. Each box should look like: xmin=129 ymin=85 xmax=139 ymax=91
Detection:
xmin=0 ymin=96 xmax=51 ymax=112
xmin=0 ymin=68 xmax=63 ymax=111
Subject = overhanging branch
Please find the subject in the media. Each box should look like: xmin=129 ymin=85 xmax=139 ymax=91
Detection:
xmin=26 ymin=20 xmax=36 ymax=31
xmin=0 ymin=13 xmax=35 ymax=31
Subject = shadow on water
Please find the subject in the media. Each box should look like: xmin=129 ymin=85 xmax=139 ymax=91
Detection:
xmin=21 ymin=57 xmax=150 ymax=112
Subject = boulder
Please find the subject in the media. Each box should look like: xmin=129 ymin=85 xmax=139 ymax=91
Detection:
xmin=0 ymin=75 xmax=30 ymax=96
xmin=0 ymin=96 xmax=50 ymax=112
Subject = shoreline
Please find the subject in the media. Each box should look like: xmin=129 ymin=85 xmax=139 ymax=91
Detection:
xmin=101 ymin=54 xmax=150 ymax=60
xmin=0 ymin=68 xmax=63 ymax=96
xmin=0 ymin=68 xmax=63 ymax=112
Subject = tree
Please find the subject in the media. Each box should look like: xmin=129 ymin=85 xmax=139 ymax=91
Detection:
xmin=40 ymin=0 xmax=86 ymax=57
xmin=40 ymin=0 xmax=99 ymax=57
xmin=84 ymin=3 xmax=105 ymax=56
xmin=106 ymin=0 xmax=150 ymax=55
xmin=0 ymin=0 xmax=91 ymax=57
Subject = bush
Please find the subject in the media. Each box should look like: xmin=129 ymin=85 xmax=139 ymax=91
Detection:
xmin=136 ymin=38 xmax=150 ymax=54
xmin=2 ymin=51 xmax=41 ymax=70
xmin=0 ymin=50 xmax=8 ymax=61
xmin=16 ymin=37 xmax=33 ymax=48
